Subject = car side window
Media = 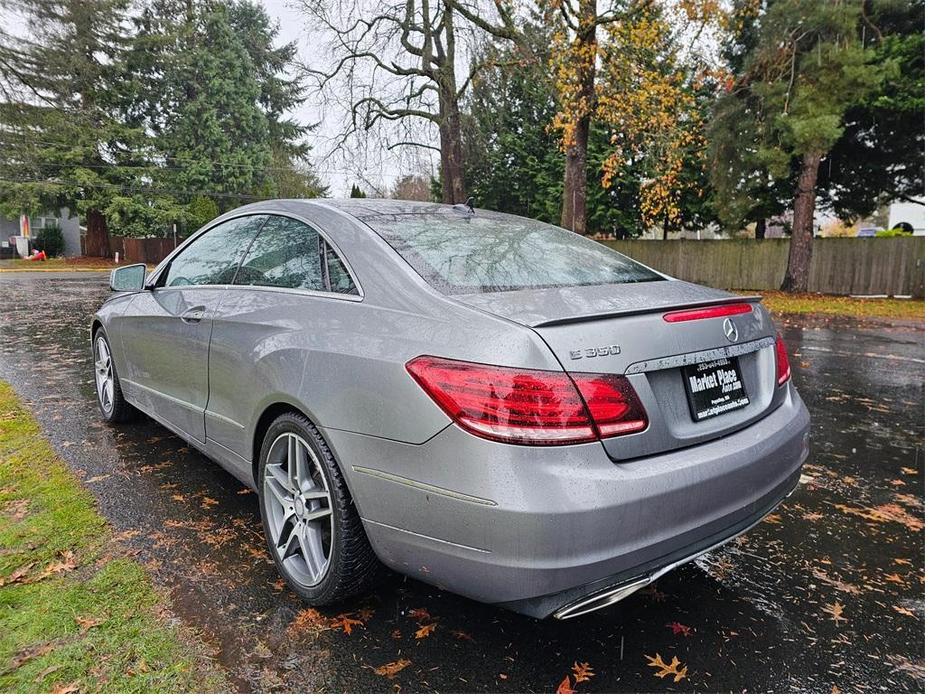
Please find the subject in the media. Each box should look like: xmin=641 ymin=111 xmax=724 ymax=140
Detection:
xmin=162 ymin=215 xmax=267 ymax=287
xmin=235 ymin=215 xmax=358 ymax=295
xmin=325 ymin=243 xmax=358 ymax=295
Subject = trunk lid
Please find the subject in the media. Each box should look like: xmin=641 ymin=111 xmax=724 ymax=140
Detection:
xmin=454 ymin=280 xmax=785 ymax=460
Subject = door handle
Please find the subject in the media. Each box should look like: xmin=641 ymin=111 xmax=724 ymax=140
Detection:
xmin=180 ymin=306 xmax=206 ymax=324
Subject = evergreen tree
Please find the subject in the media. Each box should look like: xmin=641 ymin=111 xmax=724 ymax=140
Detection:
xmin=711 ymin=0 xmax=889 ymax=291
xmin=0 ymin=0 xmax=137 ymax=254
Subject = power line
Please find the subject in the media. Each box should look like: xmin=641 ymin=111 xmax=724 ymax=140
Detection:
xmin=0 ymin=136 xmax=417 ymax=177
xmin=0 ymin=176 xmax=273 ymax=201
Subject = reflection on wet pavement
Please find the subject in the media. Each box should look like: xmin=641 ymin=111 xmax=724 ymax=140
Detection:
xmin=1 ymin=272 xmax=922 ymax=692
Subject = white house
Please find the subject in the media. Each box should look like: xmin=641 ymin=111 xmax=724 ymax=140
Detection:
xmin=0 ymin=208 xmax=82 ymax=256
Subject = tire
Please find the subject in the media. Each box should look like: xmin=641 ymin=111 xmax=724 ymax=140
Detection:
xmin=257 ymin=411 xmax=380 ymax=605
xmin=92 ymin=329 xmax=135 ymax=423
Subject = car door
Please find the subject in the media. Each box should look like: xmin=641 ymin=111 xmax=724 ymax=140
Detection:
xmin=205 ymin=214 xmax=361 ymax=459
xmin=118 ymin=214 xmax=267 ymax=442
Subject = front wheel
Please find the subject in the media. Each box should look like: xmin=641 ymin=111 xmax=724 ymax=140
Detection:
xmin=92 ymin=330 xmax=134 ymax=423
xmin=257 ymin=412 xmax=381 ymax=605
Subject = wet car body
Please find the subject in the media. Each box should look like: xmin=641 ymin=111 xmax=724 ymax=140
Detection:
xmin=92 ymin=199 xmax=810 ymax=618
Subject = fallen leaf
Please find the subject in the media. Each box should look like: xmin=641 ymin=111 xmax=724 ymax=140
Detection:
xmin=572 ymin=661 xmax=595 ymax=682
xmin=374 ymin=658 xmax=411 ymax=678
xmin=885 ymin=573 xmax=906 ymax=585
xmin=200 ymin=497 xmax=219 ymax=509
xmin=451 ymin=630 xmax=474 ymax=642
xmin=893 ymin=605 xmax=916 ymax=618
xmin=645 ymin=653 xmax=688 ymax=683
xmin=11 ymin=642 xmax=53 ymax=668
xmin=75 ymin=615 xmax=104 ymax=632
xmin=85 ymin=474 xmax=110 ymax=483
xmin=390 ymin=629 xmax=402 ymax=639
xmin=330 ymin=613 xmax=364 ymax=635
xmin=0 ymin=562 xmax=36 ymax=587
xmin=287 ymin=608 xmax=327 ymax=636
xmin=555 ymin=675 xmax=576 ymax=694
xmin=763 ymin=513 xmax=782 ymax=524
xmin=900 ymin=467 xmax=918 ymax=475
xmin=414 ymin=622 xmax=437 ymax=639
xmin=408 ymin=607 xmax=431 ymax=622
xmin=666 ymin=621 xmax=693 ymax=636
xmin=822 ymin=601 xmax=847 ymax=624
xmin=834 ymin=503 xmax=924 ymax=532
xmin=51 ymin=683 xmax=80 ymax=694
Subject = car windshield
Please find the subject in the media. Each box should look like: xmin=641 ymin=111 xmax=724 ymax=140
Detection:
xmin=365 ymin=213 xmax=663 ymax=294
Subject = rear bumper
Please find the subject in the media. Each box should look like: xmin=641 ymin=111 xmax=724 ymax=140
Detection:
xmin=323 ymin=383 xmax=810 ymax=618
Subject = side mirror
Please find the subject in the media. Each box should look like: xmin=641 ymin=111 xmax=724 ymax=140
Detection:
xmin=110 ymin=263 xmax=147 ymax=292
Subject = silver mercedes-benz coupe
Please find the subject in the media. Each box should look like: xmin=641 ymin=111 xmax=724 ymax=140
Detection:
xmin=92 ymin=199 xmax=810 ymax=619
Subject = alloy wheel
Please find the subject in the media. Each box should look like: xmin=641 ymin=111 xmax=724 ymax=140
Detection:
xmin=263 ymin=432 xmax=334 ymax=587
xmin=94 ymin=336 xmax=114 ymax=414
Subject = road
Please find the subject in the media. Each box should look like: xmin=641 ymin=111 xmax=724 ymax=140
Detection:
xmin=1 ymin=271 xmax=922 ymax=692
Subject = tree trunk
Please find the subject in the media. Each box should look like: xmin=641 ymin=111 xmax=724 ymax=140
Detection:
xmin=439 ymin=96 xmax=466 ymax=204
xmin=559 ymin=0 xmax=597 ymax=235
xmin=781 ymin=151 xmax=822 ymax=293
xmin=755 ymin=217 xmax=766 ymax=239
xmin=84 ymin=208 xmax=111 ymax=258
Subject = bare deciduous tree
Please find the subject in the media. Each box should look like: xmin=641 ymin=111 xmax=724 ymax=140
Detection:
xmin=299 ymin=0 xmax=488 ymax=203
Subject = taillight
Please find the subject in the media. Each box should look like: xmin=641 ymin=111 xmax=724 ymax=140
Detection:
xmin=405 ymin=356 xmax=647 ymax=445
xmin=663 ymin=303 xmax=753 ymax=322
xmin=775 ymin=333 xmax=791 ymax=385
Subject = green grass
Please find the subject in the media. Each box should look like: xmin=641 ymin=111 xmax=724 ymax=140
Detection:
xmin=0 ymin=257 xmax=118 ymax=271
xmin=747 ymin=291 xmax=925 ymax=321
xmin=0 ymin=381 xmax=226 ymax=692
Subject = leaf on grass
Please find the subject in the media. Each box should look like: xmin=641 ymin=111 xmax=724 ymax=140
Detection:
xmin=555 ymin=675 xmax=576 ymax=694
xmin=645 ymin=653 xmax=688 ymax=683
xmin=667 ymin=621 xmax=693 ymax=636
xmin=51 ymin=683 xmax=80 ymax=694
xmin=374 ymin=658 xmax=411 ymax=678
xmin=571 ymin=661 xmax=595 ymax=682
xmin=75 ymin=615 xmax=104 ymax=632
xmin=330 ymin=613 xmax=364 ymax=635
xmin=0 ymin=562 xmax=36 ymax=587
xmin=11 ymin=642 xmax=53 ymax=668
xmin=32 ymin=551 xmax=78 ymax=583
xmin=822 ymin=601 xmax=847 ymax=624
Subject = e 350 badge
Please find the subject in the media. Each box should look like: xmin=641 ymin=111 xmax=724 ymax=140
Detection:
xmin=569 ymin=345 xmax=621 ymax=360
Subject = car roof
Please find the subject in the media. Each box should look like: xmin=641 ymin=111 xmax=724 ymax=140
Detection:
xmin=315 ymin=198 xmax=457 ymax=219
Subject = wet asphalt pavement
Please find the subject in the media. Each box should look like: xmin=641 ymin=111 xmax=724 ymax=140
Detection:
xmin=0 ymin=271 xmax=922 ymax=693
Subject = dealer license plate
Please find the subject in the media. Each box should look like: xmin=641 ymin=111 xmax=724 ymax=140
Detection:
xmin=682 ymin=357 xmax=749 ymax=421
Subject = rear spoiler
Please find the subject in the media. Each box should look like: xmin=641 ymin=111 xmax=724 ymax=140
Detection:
xmin=530 ymin=295 xmax=763 ymax=328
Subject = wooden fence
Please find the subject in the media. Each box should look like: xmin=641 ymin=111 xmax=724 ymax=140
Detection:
xmin=108 ymin=236 xmax=180 ymax=265
xmin=603 ymin=237 xmax=925 ymax=298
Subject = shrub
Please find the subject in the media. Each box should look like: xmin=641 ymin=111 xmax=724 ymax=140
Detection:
xmin=875 ymin=227 xmax=914 ymax=238
xmin=33 ymin=225 xmax=65 ymax=256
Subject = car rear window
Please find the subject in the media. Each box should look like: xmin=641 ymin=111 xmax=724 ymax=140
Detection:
xmin=365 ymin=213 xmax=663 ymax=294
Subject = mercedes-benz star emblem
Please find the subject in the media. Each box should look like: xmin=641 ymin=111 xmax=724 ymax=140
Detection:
xmin=723 ymin=317 xmax=739 ymax=343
